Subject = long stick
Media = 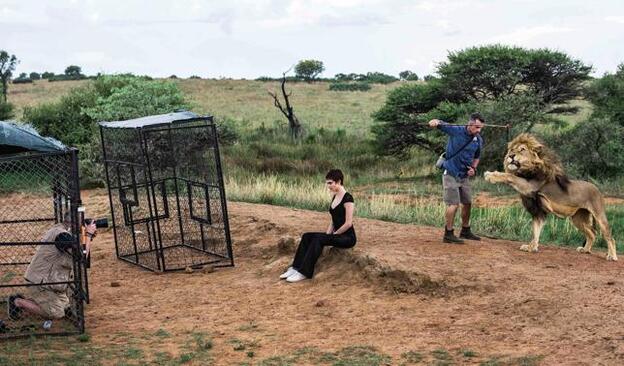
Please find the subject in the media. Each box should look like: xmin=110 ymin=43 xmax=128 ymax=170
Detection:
xmin=411 ymin=122 xmax=511 ymax=129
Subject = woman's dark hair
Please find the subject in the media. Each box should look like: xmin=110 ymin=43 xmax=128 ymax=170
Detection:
xmin=325 ymin=169 xmax=344 ymax=185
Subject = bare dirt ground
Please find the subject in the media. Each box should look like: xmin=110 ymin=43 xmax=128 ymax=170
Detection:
xmin=78 ymin=189 xmax=624 ymax=365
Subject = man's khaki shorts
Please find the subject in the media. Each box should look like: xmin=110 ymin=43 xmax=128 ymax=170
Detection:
xmin=25 ymin=286 xmax=69 ymax=319
xmin=443 ymin=173 xmax=472 ymax=205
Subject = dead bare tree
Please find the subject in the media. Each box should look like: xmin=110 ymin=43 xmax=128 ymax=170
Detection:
xmin=268 ymin=71 xmax=302 ymax=139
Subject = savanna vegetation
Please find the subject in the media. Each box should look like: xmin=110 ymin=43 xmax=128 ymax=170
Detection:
xmin=3 ymin=45 xmax=624 ymax=253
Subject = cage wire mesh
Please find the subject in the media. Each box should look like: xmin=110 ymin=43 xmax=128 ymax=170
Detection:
xmin=0 ymin=149 xmax=86 ymax=338
xmin=99 ymin=113 xmax=234 ymax=272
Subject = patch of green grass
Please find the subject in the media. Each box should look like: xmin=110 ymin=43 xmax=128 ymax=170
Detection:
xmin=401 ymin=350 xmax=423 ymax=363
xmin=431 ymin=348 xmax=452 ymax=361
xmin=460 ymin=349 xmax=477 ymax=358
xmin=154 ymin=328 xmax=171 ymax=338
xmin=510 ymin=355 xmax=543 ymax=366
xmin=480 ymin=357 xmax=503 ymax=366
xmin=154 ymin=351 xmax=174 ymax=364
xmin=124 ymin=347 xmax=144 ymax=359
xmin=192 ymin=332 xmax=213 ymax=351
xmin=77 ymin=333 xmax=90 ymax=342
xmin=256 ymin=355 xmax=296 ymax=366
xmin=332 ymin=345 xmax=392 ymax=366
xmin=229 ymin=338 xmax=246 ymax=351
xmin=178 ymin=352 xmax=195 ymax=364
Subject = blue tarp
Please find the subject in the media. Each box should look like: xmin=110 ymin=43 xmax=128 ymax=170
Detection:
xmin=0 ymin=121 xmax=66 ymax=155
xmin=98 ymin=111 xmax=202 ymax=129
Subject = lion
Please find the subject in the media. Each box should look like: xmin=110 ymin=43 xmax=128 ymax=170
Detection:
xmin=484 ymin=133 xmax=618 ymax=261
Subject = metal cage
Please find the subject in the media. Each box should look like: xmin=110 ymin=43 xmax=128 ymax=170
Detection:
xmin=0 ymin=149 xmax=86 ymax=338
xmin=99 ymin=112 xmax=234 ymax=272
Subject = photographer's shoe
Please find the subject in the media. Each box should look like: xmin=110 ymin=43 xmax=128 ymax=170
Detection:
xmin=286 ymin=271 xmax=307 ymax=283
xmin=443 ymin=229 xmax=464 ymax=244
xmin=8 ymin=294 xmax=24 ymax=321
xmin=0 ymin=319 xmax=8 ymax=333
xmin=460 ymin=227 xmax=481 ymax=241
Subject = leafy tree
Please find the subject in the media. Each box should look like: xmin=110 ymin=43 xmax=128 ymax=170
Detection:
xmin=438 ymin=45 xmax=591 ymax=107
xmin=42 ymin=71 xmax=55 ymax=79
xmin=295 ymin=59 xmax=325 ymax=82
xmin=557 ymin=118 xmax=624 ymax=178
xmin=361 ymin=72 xmax=398 ymax=84
xmin=0 ymin=50 xmax=18 ymax=102
xmin=334 ymin=73 xmax=351 ymax=81
xmin=559 ymin=64 xmax=624 ymax=177
xmin=585 ymin=63 xmax=624 ymax=125
xmin=12 ymin=73 xmax=32 ymax=84
xmin=64 ymin=65 xmax=83 ymax=79
xmin=29 ymin=72 xmax=41 ymax=80
xmin=373 ymin=45 xmax=592 ymax=157
xmin=399 ymin=70 xmax=419 ymax=81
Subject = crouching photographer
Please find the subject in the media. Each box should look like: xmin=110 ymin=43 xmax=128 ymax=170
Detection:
xmin=7 ymin=212 xmax=105 ymax=321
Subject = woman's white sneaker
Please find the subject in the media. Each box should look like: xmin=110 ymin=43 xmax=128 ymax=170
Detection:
xmin=279 ymin=267 xmax=296 ymax=279
xmin=286 ymin=271 xmax=307 ymax=283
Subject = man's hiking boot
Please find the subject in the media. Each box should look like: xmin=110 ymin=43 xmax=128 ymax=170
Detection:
xmin=460 ymin=226 xmax=481 ymax=241
xmin=443 ymin=229 xmax=464 ymax=244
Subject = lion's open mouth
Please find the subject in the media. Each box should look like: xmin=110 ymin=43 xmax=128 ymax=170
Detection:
xmin=506 ymin=157 xmax=520 ymax=171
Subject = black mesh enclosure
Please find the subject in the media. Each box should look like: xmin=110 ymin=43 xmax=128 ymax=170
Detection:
xmin=0 ymin=149 xmax=86 ymax=338
xmin=99 ymin=114 xmax=234 ymax=272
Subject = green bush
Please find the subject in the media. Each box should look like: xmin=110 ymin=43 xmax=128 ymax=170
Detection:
xmin=13 ymin=78 xmax=32 ymax=84
xmin=328 ymin=82 xmax=371 ymax=91
xmin=554 ymin=118 xmax=624 ymax=178
xmin=24 ymin=86 xmax=98 ymax=146
xmin=585 ymin=64 xmax=624 ymax=125
xmin=84 ymin=78 xmax=187 ymax=122
xmin=0 ymin=101 xmax=14 ymax=120
xmin=214 ymin=116 xmax=239 ymax=145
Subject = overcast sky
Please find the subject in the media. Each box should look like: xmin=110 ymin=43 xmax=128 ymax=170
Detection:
xmin=1 ymin=0 xmax=623 ymax=79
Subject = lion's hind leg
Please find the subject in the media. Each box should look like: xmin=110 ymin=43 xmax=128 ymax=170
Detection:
xmin=572 ymin=209 xmax=596 ymax=254
xmin=594 ymin=211 xmax=618 ymax=261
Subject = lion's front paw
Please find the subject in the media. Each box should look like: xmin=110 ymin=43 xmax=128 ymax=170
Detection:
xmin=576 ymin=246 xmax=591 ymax=254
xmin=520 ymin=244 xmax=538 ymax=252
xmin=484 ymin=171 xmax=499 ymax=183
xmin=606 ymin=253 xmax=618 ymax=261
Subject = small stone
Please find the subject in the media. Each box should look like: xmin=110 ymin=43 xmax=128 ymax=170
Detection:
xmin=185 ymin=266 xmax=194 ymax=274
xmin=315 ymin=300 xmax=327 ymax=307
xmin=607 ymin=281 xmax=615 ymax=285
xmin=110 ymin=281 xmax=120 ymax=287
xmin=202 ymin=265 xmax=215 ymax=273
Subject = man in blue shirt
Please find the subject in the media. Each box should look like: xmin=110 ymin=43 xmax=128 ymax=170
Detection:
xmin=429 ymin=113 xmax=484 ymax=243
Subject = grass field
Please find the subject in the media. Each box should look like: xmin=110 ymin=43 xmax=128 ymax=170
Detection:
xmin=6 ymin=78 xmax=624 ymax=252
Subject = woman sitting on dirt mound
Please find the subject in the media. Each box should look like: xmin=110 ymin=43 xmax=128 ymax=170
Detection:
xmin=280 ymin=169 xmax=357 ymax=283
